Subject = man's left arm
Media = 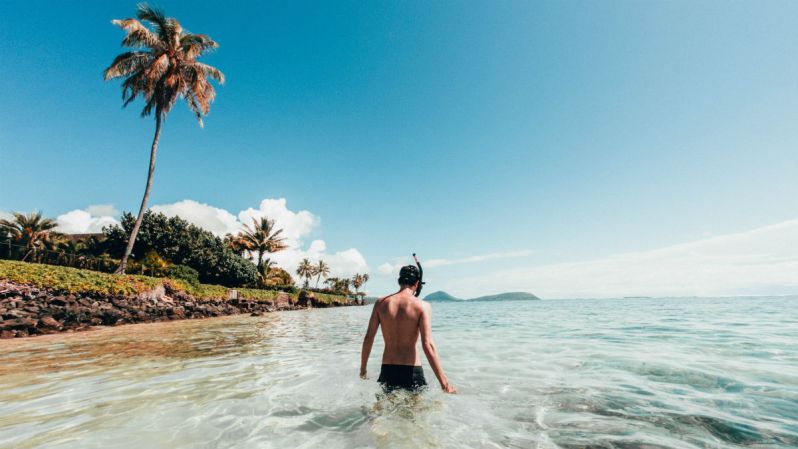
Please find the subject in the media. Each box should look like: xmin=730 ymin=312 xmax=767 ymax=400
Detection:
xmin=360 ymin=301 xmax=380 ymax=379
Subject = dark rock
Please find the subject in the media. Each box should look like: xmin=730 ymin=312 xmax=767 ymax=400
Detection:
xmin=50 ymin=296 xmax=68 ymax=307
xmin=3 ymin=309 xmax=27 ymax=320
xmin=39 ymin=315 xmax=62 ymax=329
xmin=1 ymin=317 xmax=37 ymax=331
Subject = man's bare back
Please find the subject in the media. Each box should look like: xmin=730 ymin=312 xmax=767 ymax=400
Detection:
xmin=360 ymin=266 xmax=456 ymax=393
xmin=375 ymin=291 xmax=426 ymax=365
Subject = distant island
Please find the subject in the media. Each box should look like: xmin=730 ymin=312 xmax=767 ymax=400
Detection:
xmin=425 ymin=291 xmax=540 ymax=302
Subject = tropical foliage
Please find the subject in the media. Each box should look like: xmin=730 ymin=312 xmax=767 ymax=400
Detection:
xmin=0 ymin=210 xmax=309 ymax=294
xmin=0 ymin=260 xmax=346 ymax=305
xmin=0 ymin=212 xmax=61 ymax=262
xmin=296 ymin=258 xmax=315 ymax=288
xmin=104 ymin=211 xmax=257 ymax=287
xmin=324 ymin=277 xmax=351 ymax=295
xmin=351 ymin=273 xmax=370 ymax=296
xmin=230 ymin=217 xmax=288 ymax=272
xmin=314 ymin=260 xmax=330 ymax=288
xmin=104 ymin=4 xmax=224 ymax=274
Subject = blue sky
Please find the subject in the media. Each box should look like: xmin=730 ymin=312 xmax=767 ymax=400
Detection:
xmin=1 ymin=1 xmax=797 ymax=298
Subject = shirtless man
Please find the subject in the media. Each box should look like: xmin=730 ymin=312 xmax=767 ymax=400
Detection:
xmin=360 ymin=265 xmax=456 ymax=393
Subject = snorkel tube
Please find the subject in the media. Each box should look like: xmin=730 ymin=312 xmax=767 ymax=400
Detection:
xmin=412 ymin=253 xmax=425 ymax=297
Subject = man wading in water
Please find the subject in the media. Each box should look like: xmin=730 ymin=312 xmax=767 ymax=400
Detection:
xmin=360 ymin=262 xmax=457 ymax=394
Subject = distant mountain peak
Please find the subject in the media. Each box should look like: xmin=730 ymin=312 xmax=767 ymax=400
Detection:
xmin=424 ymin=291 xmax=540 ymax=302
xmin=424 ymin=291 xmax=461 ymax=301
xmin=471 ymin=292 xmax=540 ymax=302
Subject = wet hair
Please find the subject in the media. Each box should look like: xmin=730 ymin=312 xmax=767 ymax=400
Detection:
xmin=398 ymin=265 xmax=420 ymax=286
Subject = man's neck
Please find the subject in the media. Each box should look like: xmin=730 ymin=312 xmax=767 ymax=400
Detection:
xmin=397 ymin=286 xmax=416 ymax=297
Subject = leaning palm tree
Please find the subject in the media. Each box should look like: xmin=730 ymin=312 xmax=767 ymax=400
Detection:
xmin=0 ymin=212 xmax=61 ymax=261
xmin=296 ymin=258 xmax=315 ymax=288
xmin=104 ymin=4 xmax=224 ymax=274
xmin=314 ymin=260 xmax=330 ymax=288
xmin=237 ymin=218 xmax=288 ymax=272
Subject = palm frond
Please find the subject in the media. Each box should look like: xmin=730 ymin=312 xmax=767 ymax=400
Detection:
xmin=106 ymin=5 xmax=223 ymax=122
xmin=181 ymin=34 xmax=219 ymax=59
xmin=104 ymin=51 xmax=152 ymax=80
xmin=135 ymin=3 xmax=168 ymax=39
xmin=111 ymin=18 xmax=161 ymax=49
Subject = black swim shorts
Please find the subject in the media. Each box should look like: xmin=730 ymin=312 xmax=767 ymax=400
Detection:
xmin=377 ymin=364 xmax=428 ymax=392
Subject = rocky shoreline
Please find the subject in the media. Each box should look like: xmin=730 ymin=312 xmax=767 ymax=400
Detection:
xmin=0 ymin=280 xmax=358 ymax=339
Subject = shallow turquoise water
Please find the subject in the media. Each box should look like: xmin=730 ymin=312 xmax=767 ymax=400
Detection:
xmin=0 ymin=297 xmax=796 ymax=448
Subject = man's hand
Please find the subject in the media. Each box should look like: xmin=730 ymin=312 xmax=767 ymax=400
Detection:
xmin=360 ymin=370 xmax=368 ymax=380
xmin=442 ymin=382 xmax=457 ymax=394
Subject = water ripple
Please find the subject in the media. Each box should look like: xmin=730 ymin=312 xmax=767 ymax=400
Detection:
xmin=0 ymin=297 xmax=796 ymax=448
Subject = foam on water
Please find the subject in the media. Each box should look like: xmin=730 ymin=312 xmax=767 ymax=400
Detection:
xmin=0 ymin=296 xmax=796 ymax=448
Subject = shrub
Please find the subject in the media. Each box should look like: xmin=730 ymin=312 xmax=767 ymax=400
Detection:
xmin=0 ymin=260 xmax=350 ymax=305
xmin=166 ymin=264 xmax=200 ymax=288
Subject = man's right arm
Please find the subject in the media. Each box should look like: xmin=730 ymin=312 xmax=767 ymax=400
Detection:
xmin=420 ymin=302 xmax=456 ymax=393
xmin=360 ymin=301 xmax=380 ymax=379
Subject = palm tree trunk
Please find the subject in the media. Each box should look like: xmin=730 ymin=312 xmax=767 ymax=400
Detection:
xmin=315 ymin=275 xmax=320 ymax=288
xmin=257 ymin=249 xmax=264 ymax=273
xmin=116 ymin=113 xmax=163 ymax=274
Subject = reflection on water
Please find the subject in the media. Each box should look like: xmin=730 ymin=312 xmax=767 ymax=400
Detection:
xmin=1 ymin=297 xmax=797 ymax=448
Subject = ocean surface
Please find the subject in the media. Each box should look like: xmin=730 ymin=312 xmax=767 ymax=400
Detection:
xmin=0 ymin=296 xmax=796 ymax=449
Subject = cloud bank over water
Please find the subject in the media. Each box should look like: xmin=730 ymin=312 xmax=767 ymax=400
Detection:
xmin=441 ymin=219 xmax=798 ymax=299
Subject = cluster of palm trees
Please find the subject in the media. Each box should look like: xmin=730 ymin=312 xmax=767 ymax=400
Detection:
xmin=319 ymin=273 xmax=370 ymax=296
xmin=0 ymin=212 xmax=60 ymax=262
xmin=224 ymin=217 xmax=290 ymax=287
xmin=296 ymin=259 xmax=330 ymax=288
xmin=0 ymin=212 xmax=114 ymax=270
xmin=294 ymin=259 xmax=370 ymax=295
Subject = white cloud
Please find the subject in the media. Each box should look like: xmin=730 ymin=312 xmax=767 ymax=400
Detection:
xmin=55 ymin=206 xmax=119 ymax=234
xmin=424 ymin=250 xmax=532 ymax=268
xmin=0 ymin=210 xmax=12 ymax=222
xmin=378 ymin=262 xmax=396 ymax=276
xmin=443 ymin=219 xmax=798 ymax=299
xmin=86 ymin=204 xmax=119 ymax=217
xmin=377 ymin=250 xmax=532 ymax=276
xmin=151 ymin=200 xmax=241 ymax=236
xmin=237 ymin=199 xmax=319 ymax=247
xmin=148 ymin=198 xmax=367 ymax=280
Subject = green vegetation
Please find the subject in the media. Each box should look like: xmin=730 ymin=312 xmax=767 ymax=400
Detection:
xmin=165 ymin=264 xmax=200 ymax=288
xmin=104 ymin=4 xmax=225 ymax=274
xmin=351 ymin=273 xmax=370 ymax=296
xmin=296 ymin=258 xmax=315 ymax=288
xmin=1 ymin=210 xmax=363 ymax=298
xmin=104 ymin=211 xmax=258 ymax=286
xmin=0 ymin=259 xmax=180 ymax=297
xmin=229 ymin=218 xmax=288 ymax=273
xmin=0 ymin=212 xmax=61 ymax=262
xmin=314 ymin=260 xmax=330 ymax=288
xmin=0 ymin=260 xmax=347 ymax=305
